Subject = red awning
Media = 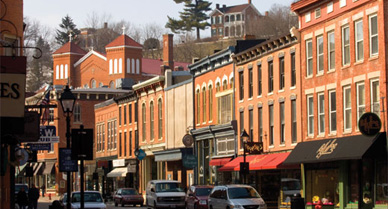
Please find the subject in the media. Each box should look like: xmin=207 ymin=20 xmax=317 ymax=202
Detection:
xmin=209 ymin=157 xmax=232 ymax=166
xmin=219 ymin=152 xmax=290 ymax=171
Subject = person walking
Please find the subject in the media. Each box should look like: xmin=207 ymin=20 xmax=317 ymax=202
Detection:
xmin=41 ymin=184 xmax=46 ymax=197
xmin=16 ymin=187 xmax=28 ymax=209
xmin=28 ymin=184 xmax=40 ymax=209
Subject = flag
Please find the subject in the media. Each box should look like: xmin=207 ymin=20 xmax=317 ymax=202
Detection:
xmin=41 ymin=89 xmax=50 ymax=125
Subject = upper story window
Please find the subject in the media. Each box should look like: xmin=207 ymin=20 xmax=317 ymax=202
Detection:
xmin=91 ymin=79 xmax=96 ymax=88
xmin=209 ymin=85 xmax=213 ymax=121
xmin=328 ymin=31 xmax=335 ymax=71
xmin=342 ymin=25 xmax=350 ymax=66
xmin=340 ymin=0 xmax=346 ymax=8
xmin=258 ymin=64 xmax=262 ymax=95
xmin=202 ymin=87 xmax=207 ymax=123
xmin=119 ymin=107 xmax=122 ymax=126
xmin=371 ymin=79 xmax=380 ymax=115
xmin=306 ymin=39 xmax=313 ymax=76
xmin=218 ymin=94 xmax=232 ymax=125
xmin=317 ymin=36 xmax=324 ymax=74
xmin=268 ymin=61 xmax=274 ymax=93
xmin=343 ymin=86 xmax=352 ymax=132
xmin=236 ymin=14 xmax=241 ymax=21
xmin=305 ymin=12 xmax=311 ymax=23
xmin=230 ymin=15 xmax=235 ymax=22
xmin=158 ymin=99 xmax=163 ymax=139
xmin=216 ymin=137 xmax=235 ymax=156
xmin=329 ymin=90 xmax=337 ymax=133
xmin=369 ymin=14 xmax=378 ymax=57
xmin=318 ymin=93 xmax=325 ymax=135
xmin=307 ymin=95 xmax=314 ymax=136
xmin=150 ymin=101 xmax=154 ymax=140
xmin=291 ymin=100 xmax=297 ymax=143
xmin=356 ymin=82 xmax=365 ymax=121
xmin=269 ymin=104 xmax=274 ymax=146
xmin=225 ymin=16 xmax=229 ymax=23
xmin=109 ymin=81 xmax=115 ymax=89
xmin=248 ymin=67 xmax=253 ymax=98
xmin=355 ymin=20 xmax=364 ymax=62
xmin=123 ymin=105 xmax=127 ymax=125
xmin=280 ymin=102 xmax=285 ymax=144
xmin=327 ymin=2 xmax=333 ymax=13
xmin=196 ymin=89 xmax=200 ymax=124
xmin=239 ymin=71 xmax=244 ymax=100
xmin=279 ymin=57 xmax=285 ymax=90
xmin=3 ymin=35 xmax=20 ymax=56
xmin=315 ymin=8 xmax=321 ymax=19
xmin=74 ymin=103 xmax=81 ymax=122
xmin=142 ymin=103 xmax=146 ymax=141
xmin=291 ymin=53 xmax=296 ymax=87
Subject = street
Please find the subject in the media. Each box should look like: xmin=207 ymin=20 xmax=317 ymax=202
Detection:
xmin=38 ymin=197 xmax=148 ymax=209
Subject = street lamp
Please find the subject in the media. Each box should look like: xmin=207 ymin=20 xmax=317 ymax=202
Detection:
xmin=241 ymin=129 xmax=249 ymax=184
xmin=59 ymin=85 xmax=76 ymax=209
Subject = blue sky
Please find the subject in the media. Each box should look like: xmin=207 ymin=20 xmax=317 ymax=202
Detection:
xmin=24 ymin=0 xmax=293 ymax=38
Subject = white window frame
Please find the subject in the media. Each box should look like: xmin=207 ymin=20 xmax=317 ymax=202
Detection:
xmin=329 ymin=90 xmax=337 ymax=133
xmin=370 ymin=79 xmax=380 ymax=115
xmin=355 ymin=20 xmax=364 ymax=62
xmin=340 ymin=0 xmax=346 ymax=8
xmin=305 ymin=12 xmax=311 ymax=22
xmin=343 ymin=86 xmax=352 ymax=132
xmin=342 ymin=25 xmax=350 ymax=66
xmin=306 ymin=39 xmax=313 ymax=77
xmin=307 ymin=95 xmax=314 ymax=136
xmin=318 ymin=93 xmax=325 ymax=135
xmin=327 ymin=31 xmax=335 ymax=71
xmin=317 ymin=35 xmax=324 ymax=74
xmin=369 ymin=14 xmax=378 ymax=57
xmin=356 ymin=82 xmax=365 ymax=121
xmin=327 ymin=2 xmax=333 ymax=13
xmin=315 ymin=8 xmax=321 ymax=18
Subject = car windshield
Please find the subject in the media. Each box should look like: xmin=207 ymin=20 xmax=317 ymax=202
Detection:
xmin=155 ymin=183 xmax=184 ymax=193
xmin=196 ymin=188 xmax=213 ymax=196
xmin=122 ymin=189 xmax=138 ymax=195
xmin=72 ymin=193 xmax=103 ymax=203
xmin=228 ymin=187 xmax=261 ymax=199
xmin=15 ymin=185 xmax=28 ymax=193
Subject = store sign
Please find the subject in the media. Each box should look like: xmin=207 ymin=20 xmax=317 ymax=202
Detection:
xmin=0 ymin=73 xmax=26 ymax=117
xmin=358 ymin=112 xmax=381 ymax=136
xmin=113 ymin=159 xmax=125 ymax=167
xmin=244 ymin=142 xmax=263 ymax=154
xmin=316 ymin=139 xmax=338 ymax=159
xmin=36 ymin=126 xmax=59 ymax=143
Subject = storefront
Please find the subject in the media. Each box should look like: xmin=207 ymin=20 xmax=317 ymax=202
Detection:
xmin=283 ymin=133 xmax=388 ymax=209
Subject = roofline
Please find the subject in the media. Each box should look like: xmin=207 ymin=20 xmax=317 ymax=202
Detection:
xmin=189 ymin=46 xmax=234 ymax=69
xmin=133 ymin=76 xmax=165 ymax=90
xmin=106 ymin=45 xmax=143 ymax=50
xmin=74 ymin=50 xmax=107 ymax=67
xmin=52 ymin=52 xmax=85 ymax=57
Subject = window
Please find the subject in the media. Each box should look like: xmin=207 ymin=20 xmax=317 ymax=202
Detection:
xmin=124 ymin=132 xmax=127 ymax=156
xmin=129 ymin=104 xmax=132 ymax=124
xmin=119 ymin=107 xmax=122 ymax=126
xmin=258 ymin=107 xmax=263 ymax=142
xmin=91 ymin=79 xmax=96 ymax=88
xmin=110 ymin=81 xmax=114 ymax=89
xmin=280 ymin=102 xmax=285 ymax=144
xmin=249 ymin=67 xmax=253 ymax=98
xmin=196 ymin=89 xmax=200 ymax=124
xmin=356 ymin=83 xmax=365 ymax=121
xmin=209 ymin=85 xmax=213 ymax=121
xmin=269 ymin=105 xmax=274 ymax=146
xmin=216 ymin=137 xmax=235 ymax=156
xmin=218 ymin=94 xmax=232 ymax=124
xmin=114 ymin=120 xmax=117 ymax=149
xmin=119 ymin=133 xmax=122 ymax=156
xmin=342 ymin=25 xmax=350 ymax=66
xmin=355 ymin=20 xmax=364 ymax=62
xmin=136 ymin=59 xmax=140 ymax=74
xmin=340 ymin=0 xmax=346 ymax=7
xmin=129 ymin=131 xmax=132 ymax=156
xmin=102 ymin=123 xmax=105 ymax=151
xmin=369 ymin=14 xmax=378 ymax=56
xmin=317 ymin=36 xmax=324 ymax=74
xmin=202 ymin=87 xmax=206 ymax=122
xmin=291 ymin=53 xmax=296 ymax=87
xmin=268 ymin=61 xmax=274 ymax=93
xmin=114 ymin=59 xmax=118 ymax=74
xmin=109 ymin=59 xmax=113 ymax=74
xmin=239 ymin=71 xmax=244 ymax=100
xmin=343 ymin=86 xmax=352 ymax=131
xmin=279 ymin=57 xmax=285 ymax=90
xmin=239 ymin=111 xmax=244 ymax=148
xmin=258 ymin=64 xmax=262 ymax=95
xmin=49 ymin=108 xmax=54 ymax=123
xmin=327 ymin=2 xmax=333 ymax=13
xmin=158 ymin=99 xmax=163 ymax=139
xmin=74 ymin=103 xmax=81 ymax=122
xmin=225 ymin=16 xmax=229 ymax=22
xmin=231 ymin=15 xmax=235 ymax=22
xmin=223 ymin=80 xmax=227 ymax=91
xmin=236 ymin=14 xmax=241 ymax=21
xmin=134 ymin=102 xmax=138 ymax=123
xmin=315 ymin=8 xmax=321 ymax=18
xmin=329 ymin=90 xmax=337 ymax=133
xmin=318 ymin=93 xmax=325 ymax=135
xmin=3 ymin=36 xmax=20 ymax=56
xmin=328 ymin=31 xmax=335 ymax=71
xmin=107 ymin=122 xmax=111 ymax=150
xmin=291 ymin=100 xmax=297 ymax=143
xmin=306 ymin=39 xmax=313 ymax=76
xmin=123 ymin=105 xmax=127 ymax=125
xmin=142 ymin=103 xmax=146 ymax=141
xmin=249 ymin=109 xmax=253 ymax=139
xmin=305 ymin=12 xmax=311 ymax=22
xmin=150 ymin=101 xmax=154 ymax=140
xmin=307 ymin=95 xmax=314 ymax=136
xmin=218 ymin=28 xmax=223 ymax=36
xmin=371 ymin=79 xmax=380 ymax=115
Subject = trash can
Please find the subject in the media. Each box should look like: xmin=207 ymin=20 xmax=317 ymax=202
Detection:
xmin=291 ymin=193 xmax=305 ymax=209
xmin=49 ymin=200 xmax=64 ymax=209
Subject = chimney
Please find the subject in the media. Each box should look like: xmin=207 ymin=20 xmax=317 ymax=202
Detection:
xmin=265 ymin=11 xmax=269 ymax=16
xmin=248 ymin=0 xmax=251 ymax=4
xmin=174 ymin=66 xmax=184 ymax=71
xmin=223 ymin=5 xmax=226 ymax=9
xmin=160 ymin=65 xmax=168 ymax=75
xmin=216 ymin=4 xmax=219 ymax=9
xmin=104 ymin=22 xmax=108 ymax=28
xmin=163 ymin=34 xmax=174 ymax=70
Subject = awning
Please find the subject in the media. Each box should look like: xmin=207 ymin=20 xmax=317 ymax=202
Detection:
xmin=154 ymin=148 xmax=193 ymax=162
xmin=107 ymin=167 xmax=127 ymax=178
xmin=219 ymin=152 xmax=290 ymax=172
xmin=34 ymin=162 xmax=44 ymax=175
xmin=16 ymin=164 xmax=27 ymax=177
xmin=42 ymin=162 xmax=55 ymax=175
xmin=283 ymin=133 xmax=384 ymax=165
xmin=209 ymin=157 xmax=232 ymax=166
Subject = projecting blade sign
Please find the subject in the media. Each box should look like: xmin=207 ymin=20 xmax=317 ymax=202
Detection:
xmin=36 ymin=126 xmax=59 ymax=143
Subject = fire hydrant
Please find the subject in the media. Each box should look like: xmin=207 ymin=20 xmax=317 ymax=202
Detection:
xmin=48 ymin=193 xmax=52 ymax=200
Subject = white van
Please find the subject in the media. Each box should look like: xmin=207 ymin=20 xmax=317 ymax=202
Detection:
xmin=146 ymin=180 xmax=186 ymax=209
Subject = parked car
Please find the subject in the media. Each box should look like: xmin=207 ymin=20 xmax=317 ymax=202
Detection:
xmin=70 ymin=191 xmax=107 ymax=209
xmin=59 ymin=193 xmax=67 ymax=206
xmin=113 ymin=188 xmax=144 ymax=207
xmin=15 ymin=183 xmax=29 ymax=197
xmin=208 ymin=185 xmax=267 ymax=209
xmin=146 ymin=180 xmax=186 ymax=209
xmin=186 ymin=185 xmax=214 ymax=209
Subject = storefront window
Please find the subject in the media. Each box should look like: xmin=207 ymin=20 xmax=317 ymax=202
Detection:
xmin=376 ymin=158 xmax=388 ymax=205
xmin=306 ymin=169 xmax=339 ymax=206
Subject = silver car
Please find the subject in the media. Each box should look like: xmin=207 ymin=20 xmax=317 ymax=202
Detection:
xmin=208 ymin=185 xmax=266 ymax=209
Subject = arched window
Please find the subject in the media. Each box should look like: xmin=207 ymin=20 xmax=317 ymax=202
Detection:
xmin=223 ymin=80 xmax=228 ymax=90
xmin=56 ymin=65 xmax=59 ymax=79
xmin=209 ymin=85 xmax=213 ymax=121
xmin=236 ymin=25 xmax=241 ymax=36
xmin=65 ymin=64 xmax=68 ymax=78
xmin=142 ymin=103 xmax=146 ymax=141
xmin=225 ymin=16 xmax=229 ymax=22
xmin=136 ymin=59 xmax=140 ymax=74
xmin=91 ymin=79 xmax=96 ymax=88
xmin=230 ymin=77 xmax=234 ymax=88
xmin=74 ymin=103 xmax=81 ymax=122
xmin=231 ymin=26 xmax=236 ymax=37
xmin=127 ymin=58 xmax=130 ymax=73
xmin=109 ymin=81 xmax=114 ymax=89
xmin=114 ymin=59 xmax=118 ymax=74
xmin=150 ymin=101 xmax=154 ymax=140
xmin=109 ymin=59 xmax=113 ymax=74
xmin=225 ymin=27 xmax=229 ymax=37
xmin=202 ymin=87 xmax=206 ymax=123
xmin=99 ymin=82 xmax=103 ymax=87
xmin=158 ymin=98 xmax=163 ymax=139
xmin=196 ymin=89 xmax=200 ymax=124
xmin=119 ymin=58 xmax=123 ymax=73
xmin=216 ymin=82 xmax=221 ymax=92
xmin=132 ymin=58 xmax=135 ymax=74
xmin=60 ymin=64 xmax=64 ymax=79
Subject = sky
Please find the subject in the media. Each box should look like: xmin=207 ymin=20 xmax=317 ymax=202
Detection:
xmin=24 ymin=0 xmax=294 ymax=39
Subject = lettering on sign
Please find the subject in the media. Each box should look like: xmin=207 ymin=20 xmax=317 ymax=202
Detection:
xmin=0 ymin=74 xmax=26 ymax=117
xmin=244 ymin=142 xmax=263 ymax=154
xmin=358 ymin=112 xmax=381 ymax=136
xmin=316 ymin=139 xmax=338 ymax=159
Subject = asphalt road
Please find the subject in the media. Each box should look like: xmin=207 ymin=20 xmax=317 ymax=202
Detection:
xmin=37 ymin=199 xmax=148 ymax=209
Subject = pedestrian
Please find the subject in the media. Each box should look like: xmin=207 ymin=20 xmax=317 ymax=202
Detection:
xmin=41 ymin=184 xmax=46 ymax=197
xmin=16 ymin=187 xmax=28 ymax=209
xmin=28 ymin=184 xmax=40 ymax=209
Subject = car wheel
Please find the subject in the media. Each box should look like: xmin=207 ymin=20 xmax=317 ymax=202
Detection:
xmin=115 ymin=200 xmax=118 ymax=207
xmin=194 ymin=203 xmax=198 ymax=209
xmin=121 ymin=200 xmax=124 ymax=207
xmin=140 ymin=203 xmax=144 ymax=207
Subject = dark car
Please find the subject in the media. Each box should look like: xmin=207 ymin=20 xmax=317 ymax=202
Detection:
xmin=186 ymin=185 xmax=214 ymax=209
xmin=113 ymin=188 xmax=144 ymax=207
xmin=15 ymin=184 xmax=29 ymax=198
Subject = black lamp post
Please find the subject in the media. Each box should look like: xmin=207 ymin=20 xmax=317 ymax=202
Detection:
xmin=59 ymin=85 xmax=76 ymax=209
xmin=241 ymin=129 xmax=249 ymax=184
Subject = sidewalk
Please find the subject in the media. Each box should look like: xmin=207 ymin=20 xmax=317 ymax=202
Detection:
xmin=39 ymin=195 xmax=60 ymax=203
